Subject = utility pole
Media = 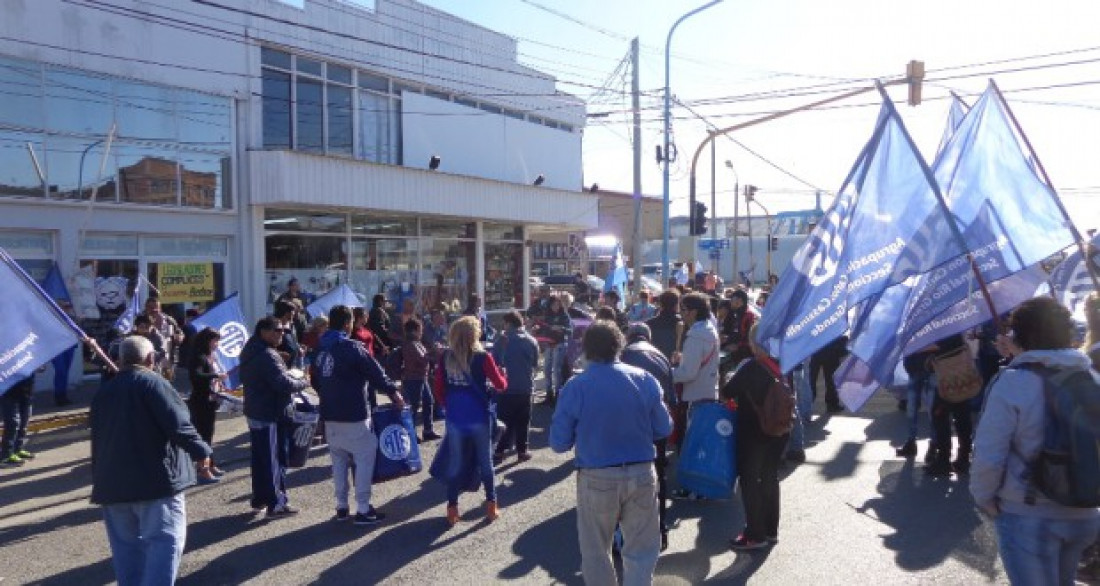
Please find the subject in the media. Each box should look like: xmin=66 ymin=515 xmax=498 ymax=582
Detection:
xmin=745 ymin=185 xmax=755 ymax=286
xmin=710 ymin=139 xmax=717 ymax=273
xmin=630 ymin=37 xmax=643 ymax=297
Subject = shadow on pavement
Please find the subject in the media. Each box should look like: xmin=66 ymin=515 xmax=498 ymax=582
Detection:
xmin=500 ymin=508 xmax=582 ymax=583
xmin=316 ymin=517 xmax=478 ymax=583
xmin=854 ymin=459 xmax=999 ymax=579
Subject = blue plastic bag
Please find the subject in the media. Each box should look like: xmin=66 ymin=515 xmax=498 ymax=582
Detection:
xmin=372 ymin=406 xmax=423 ymax=483
xmin=676 ymin=401 xmax=737 ymax=499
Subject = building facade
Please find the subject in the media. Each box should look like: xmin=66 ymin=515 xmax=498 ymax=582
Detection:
xmin=0 ymin=0 xmax=596 ymax=367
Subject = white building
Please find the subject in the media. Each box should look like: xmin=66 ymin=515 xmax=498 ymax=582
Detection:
xmin=0 ymin=0 xmax=596 ymax=379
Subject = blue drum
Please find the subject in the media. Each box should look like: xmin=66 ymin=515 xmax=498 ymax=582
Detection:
xmin=372 ymin=406 xmax=423 ymax=483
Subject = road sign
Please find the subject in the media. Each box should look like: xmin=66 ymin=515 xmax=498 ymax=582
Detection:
xmin=709 ymin=249 xmax=722 ymax=259
xmin=698 ymin=238 xmax=730 ymax=250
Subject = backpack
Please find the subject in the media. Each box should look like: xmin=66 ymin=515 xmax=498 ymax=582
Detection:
xmin=1021 ymin=364 xmax=1100 ymax=508
xmin=747 ymin=360 xmax=796 ymax=437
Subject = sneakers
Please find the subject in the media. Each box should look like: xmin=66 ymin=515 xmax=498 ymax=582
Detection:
xmin=896 ymin=440 xmax=918 ymax=458
xmin=485 ymin=501 xmax=500 ymax=522
xmin=15 ymin=450 xmax=34 ymax=460
xmin=446 ymin=504 xmax=460 ymax=526
xmin=335 ymin=508 xmax=350 ymax=521
xmin=421 ymin=431 xmax=443 ymax=442
xmin=1 ymin=454 xmax=25 ymax=467
xmin=729 ymin=535 xmax=769 ymax=551
xmin=266 ymin=505 xmax=299 ymax=518
xmin=353 ymin=507 xmax=385 ymax=526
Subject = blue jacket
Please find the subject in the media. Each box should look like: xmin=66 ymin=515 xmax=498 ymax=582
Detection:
xmin=549 ymin=361 xmax=672 ymax=468
xmin=313 ymin=330 xmax=398 ymax=422
xmin=621 ymin=340 xmax=675 ymax=405
xmin=90 ymin=367 xmax=212 ymax=505
xmin=491 ymin=326 xmax=540 ymax=393
xmin=240 ymin=335 xmax=308 ymax=423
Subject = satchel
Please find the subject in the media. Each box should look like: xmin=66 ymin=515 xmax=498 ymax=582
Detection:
xmin=931 ymin=345 xmax=983 ymax=403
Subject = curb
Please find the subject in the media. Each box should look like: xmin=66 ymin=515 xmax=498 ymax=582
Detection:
xmin=27 ymin=410 xmax=90 ymax=434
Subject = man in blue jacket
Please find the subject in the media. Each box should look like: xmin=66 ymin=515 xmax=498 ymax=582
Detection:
xmin=491 ymin=310 xmax=540 ymax=464
xmin=240 ymin=317 xmax=310 ymax=517
xmin=313 ymin=305 xmax=405 ymax=525
xmin=550 ymin=320 xmax=673 ymax=585
xmin=91 ymin=336 xmax=212 ymax=586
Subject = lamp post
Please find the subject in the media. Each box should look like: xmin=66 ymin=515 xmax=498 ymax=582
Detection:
xmin=662 ymin=0 xmax=724 ymax=284
xmin=724 ymin=160 xmax=738 ymax=285
xmin=76 ymin=139 xmax=105 ymax=200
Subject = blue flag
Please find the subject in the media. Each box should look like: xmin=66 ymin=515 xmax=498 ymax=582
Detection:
xmin=192 ymin=293 xmax=249 ymax=390
xmin=1049 ymin=233 xmax=1100 ymax=317
xmin=837 ymin=84 xmax=1078 ymax=411
xmin=0 ymin=248 xmax=84 ymax=396
xmin=305 ymin=284 xmax=364 ymax=319
xmin=113 ymin=284 xmax=140 ymax=335
xmin=756 ymin=100 xmax=965 ymax=372
xmin=40 ymin=262 xmax=71 ymax=303
xmin=604 ymin=244 xmax=628 ymax=309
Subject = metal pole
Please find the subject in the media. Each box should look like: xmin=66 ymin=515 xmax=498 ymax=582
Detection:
xmin=745 ymin=186 xmax=755 ymax=286
xmin=76 ymin=139 xmax=104 ymax=201
xmin=663 ymin=0 xmax=724 ymax=285
xmin=710 ymin=139 xmax=717 ymax=273
xmin=630 ymin=38 xmax=644 ymax=298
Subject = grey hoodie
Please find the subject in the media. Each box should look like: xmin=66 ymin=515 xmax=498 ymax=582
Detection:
xmin=970 ymin=348 xmax=1100 ymax=520
xmin=672 ymin=318 xmax=720 ymax=403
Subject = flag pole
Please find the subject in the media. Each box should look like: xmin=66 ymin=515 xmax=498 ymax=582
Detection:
xmin=988 ymin=79 xmax=1100 ymax=293
xmin=874 ymin=82 xmax=1003 ymax=329
xmin=0 ymin=249 xmax=118 ymax=373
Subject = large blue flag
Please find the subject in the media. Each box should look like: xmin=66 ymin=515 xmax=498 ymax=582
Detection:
xmin=0 ymin=248 xmax=84 ymax=396
xmin=756 ymin=100 xmax=965 ymax=372
xmin=192 ymin=293 xmax=249 ymax=390
xmin=604 ymin=243 xmax=628 ymax=309
xmin=837 ymin=84 xmax=1078 ymax=410
xmin=40 ymin=262 xmax=71 ymax=303
xmin=113 ymin=284 xmax=139 ymax=335
xmin=1049 ymin=233 xmax=1100 ymax=317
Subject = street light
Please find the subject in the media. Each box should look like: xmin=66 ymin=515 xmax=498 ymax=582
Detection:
xmin=76 ymin=139 xmax=105 ymax=201
xmin=662 ymin=0 xmax=724 ymax=284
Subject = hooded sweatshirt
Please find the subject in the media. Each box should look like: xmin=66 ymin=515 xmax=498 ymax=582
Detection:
xmin=672 ymin=318 xmax=720 ymax=403
xmin=970 ymin=348 xmax=1100 ymax=521
xmin=313 ymin=329 xmax=398 ymax=422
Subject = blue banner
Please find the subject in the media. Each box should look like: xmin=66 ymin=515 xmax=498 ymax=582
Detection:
xmin=1049 ymin=233 xmax=1100 ymax=317
xmin=837 ymin=84 xmax=1077 ymax=411
xmin=0 ymin=249 xmax=84 ymax=396
xmin=757 ymin=100 xmax=964 ymax=372
xmin=113 ymin=285 xmax=139 ymax=335
xmin=192 ymin=293 xmax=249 ymax=390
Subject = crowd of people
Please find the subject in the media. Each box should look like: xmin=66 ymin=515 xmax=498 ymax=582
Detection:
xmin=6 ymin=267 xmax=1096 ymax=585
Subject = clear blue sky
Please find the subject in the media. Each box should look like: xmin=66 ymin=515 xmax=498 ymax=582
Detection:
xmin=416 ymin=0 xmax=1099 ymax=231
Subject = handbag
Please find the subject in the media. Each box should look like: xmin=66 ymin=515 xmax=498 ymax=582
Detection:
xmin=931 ymin=345 xmax=983 ymax=403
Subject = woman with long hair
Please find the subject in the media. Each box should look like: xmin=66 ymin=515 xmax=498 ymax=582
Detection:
xmin=188 ymin=327 xmax=225 ymax=483
xmin=432 ymin=316 xmax=508 ymax=525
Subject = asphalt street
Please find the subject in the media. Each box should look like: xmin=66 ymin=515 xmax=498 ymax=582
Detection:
xmin=0 ymin=386 xmax=1007 ymax=585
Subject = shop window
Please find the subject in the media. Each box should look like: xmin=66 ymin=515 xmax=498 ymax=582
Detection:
xmin=72 ymin=258 xmax=140 ymax=372
xmin=264 ymin=233 xmax=347 ymax=303
xmin=484 ymin=243 xmax=523 ymax=311
xmin=347 ymin=238 xmax=418 ymax=309
xmin=420 ymin=238 xmax=473 ymax=313
xmin=264 ymin=209 xmax=347 ymax=233
xmin=350 ymin=213 xmax=415 ymax=236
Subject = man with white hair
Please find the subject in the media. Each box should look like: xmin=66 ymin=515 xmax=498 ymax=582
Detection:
xmin=90 ymin=335 xmax=213 ymax=586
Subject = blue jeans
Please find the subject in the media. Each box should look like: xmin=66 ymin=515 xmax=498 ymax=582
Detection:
xmin=0 ymin=390 xmax=31 ymax=457
xmin=401 ymin=379 xmax=435 ymax=434
xmin=788 ymin=362 xmax=814 ymax=452
xmin=905 ymin=372 xmax=936 ymax=443
xmin=445 ymin=422 xmax=496 ymax=505
xmin=102 ymin=493 xmax=187 ymax=586
xmin=995 ymin=512 xmax=1100 ymax=585
xmin=543 ymin=344 xmax=566 ymax=394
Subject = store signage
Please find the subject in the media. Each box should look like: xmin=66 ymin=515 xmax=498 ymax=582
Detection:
xmin=157 ymin=262 xmax=215 ymax=303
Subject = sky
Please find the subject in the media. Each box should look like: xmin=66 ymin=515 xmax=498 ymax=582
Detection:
xmin=418 ymin=0 xmax=1099 ymax=232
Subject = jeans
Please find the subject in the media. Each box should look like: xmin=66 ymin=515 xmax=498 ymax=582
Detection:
xmin=576 ymin=463 xmax=660 ymax=586
xmin=931 ymin=392 xmax=973 ymax=463
xmin=327 ymin=419 xmax=378 ymax=513
xmin=905 ymin=372 xmax=936 ymax=443
xmin=543 ymin=344 xmax=566 ymax=394
xmin=0 ymin=391 xmax=31 ymax=457
xmin=495 ymin=394 xmax=533 ymax=454
xmin=995 ymin=512 xmax=1100 ymax=585
xmin=102 ymin=493 xmax=187 ymax=586
xmin=787 ymin=363 xmax=813 ymax=452
xmin=810 ymin=351 xmax=842 ymax=408
xmin=401 ymin=379 xmax=435 ymax=434
xmin=248 ymin=419 xmax=291 ymax=511
xmin=737 ymin=433 xmax=786 ymax=541
xmin=52 ymin=345 xmax=76 ymax=402
xmin=445 ymin=422 xmax=496 ymax=505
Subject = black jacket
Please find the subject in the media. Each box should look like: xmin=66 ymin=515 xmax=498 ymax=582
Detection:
xmin=621 ymin=340 xmax=675 ymax=405
xmin=240 ymin=335 xmax=308 ymax=422
xmin=90 ymin=367 xmax=212 ymax=505
xmin=721 ymin=358 xmax=778 ymax=441
xmin=646 ymin=311 xmax=684 ymax=360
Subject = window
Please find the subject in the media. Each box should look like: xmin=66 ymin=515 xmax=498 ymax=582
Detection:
xmin=328 ymin=84 xmax=354 ymax=156
xmin=0 ymin=130 xmax=46 ymax=198
xmin=359 ymin=90 xmax=399 ymax=164
xmin=296 ymin=77 xmax=324 ymax=153
xmin=262 ymin=69 xmax=292 ymax=149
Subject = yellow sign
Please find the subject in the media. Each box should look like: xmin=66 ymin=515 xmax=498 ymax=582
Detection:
xmin=157 ymin=263 xmax=215 ymax=303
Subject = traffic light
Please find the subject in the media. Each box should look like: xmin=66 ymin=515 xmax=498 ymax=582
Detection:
xmin=691 ymin=201 xmax=708 ymax=236
xmin=769 ymin=236 xmax=779 ymax=251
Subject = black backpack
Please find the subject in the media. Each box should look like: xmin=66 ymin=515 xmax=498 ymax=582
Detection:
xmin=1020 ymin=364 xmax=1100 ymax=508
